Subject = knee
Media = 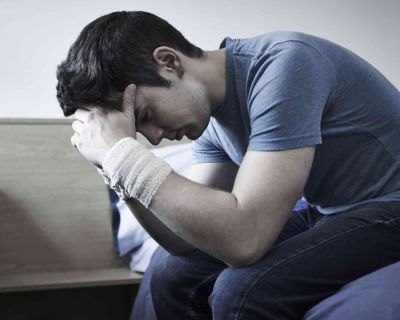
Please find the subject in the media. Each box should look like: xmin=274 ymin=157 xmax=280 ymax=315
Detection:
xmin=210 ymin=266 xmax=287 ymax=320
xmin=209 ymin=267 xmax=249 ymax=318
xmin=150 ymin=253 xmax=195 ymax=305
xmin=210 ymin=267 xmax=236 ymax=302
xmin=150 ymin=250 xmax=228 ymax=318
xmin=150 ymin=254 xmax=184 ymax=296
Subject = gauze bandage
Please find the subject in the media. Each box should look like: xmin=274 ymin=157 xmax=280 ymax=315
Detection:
xmin=97 ymin=137 xmax=173 ymax=208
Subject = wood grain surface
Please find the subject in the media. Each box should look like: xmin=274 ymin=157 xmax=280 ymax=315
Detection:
xmin=0 ymin=119 xmax=191 ymax=292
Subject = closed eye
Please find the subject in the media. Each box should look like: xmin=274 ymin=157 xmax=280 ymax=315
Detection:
xmin=142 ymin=112 xmax=150 ymax=122
xmin=141 ymin=109 xmax=151 ymax=123
xmin=134 ymin=106 xmax=150 ymax=126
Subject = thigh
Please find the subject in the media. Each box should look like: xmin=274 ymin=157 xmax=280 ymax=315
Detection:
xmin=210 ymin=201 xmax=400 ymax=320
xmin=149 ymin=208 xmax=317 ymax=320
xmin=304 ymin=260 xmax=400 ymax=320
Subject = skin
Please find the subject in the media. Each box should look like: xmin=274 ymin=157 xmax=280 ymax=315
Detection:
xmin=132 ymin=46 xmax=225 ymax=145
xmin=71 ymin=46 xmax=315 ymax=267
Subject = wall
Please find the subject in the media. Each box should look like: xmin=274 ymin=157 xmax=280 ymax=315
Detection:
xmin=0 ymin=0 xmax=399 ymax=118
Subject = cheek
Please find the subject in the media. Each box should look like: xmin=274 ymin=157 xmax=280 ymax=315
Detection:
xmin=155 ymin=88 xmax=202 ymax=128
xmin=151 ymin=105 xmax=178 ymax=129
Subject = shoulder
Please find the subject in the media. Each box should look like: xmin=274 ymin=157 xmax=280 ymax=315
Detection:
xmin=231 ymin=31 xmax=325 ymax=57
xmin=230 ymin=32 xmax=335 ymax=93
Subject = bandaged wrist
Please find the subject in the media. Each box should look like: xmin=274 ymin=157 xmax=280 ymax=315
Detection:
xmin=97 ymin=137 xmax=173 ymax=208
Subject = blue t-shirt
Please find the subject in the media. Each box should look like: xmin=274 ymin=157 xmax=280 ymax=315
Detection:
xmin=192 ymin=32 xmax=400 ymax=214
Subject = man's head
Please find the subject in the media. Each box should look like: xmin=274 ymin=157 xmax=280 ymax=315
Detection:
xmin=57 ymin=11 xmax=218 ymax=144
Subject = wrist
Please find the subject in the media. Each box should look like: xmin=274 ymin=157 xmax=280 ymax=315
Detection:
xmin=98 ymin=137 xmax=173 ymax=207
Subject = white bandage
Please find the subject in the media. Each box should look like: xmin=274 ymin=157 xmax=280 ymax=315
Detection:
xmin=97 ymin=137 xmax=173 ymax=208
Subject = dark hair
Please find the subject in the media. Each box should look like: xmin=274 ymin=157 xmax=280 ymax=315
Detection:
xmin=56 ymin=11 xmax=204 ymax=116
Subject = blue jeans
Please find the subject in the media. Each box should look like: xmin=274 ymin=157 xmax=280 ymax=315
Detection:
xmin=131 ymin=201 xmax=400 ymax=319
xmin=304 ymin=260 xmax=400 ymax=319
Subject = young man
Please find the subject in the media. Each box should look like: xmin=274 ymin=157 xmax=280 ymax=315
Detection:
xmin=56 ymin=11 xmax=400 ymax=320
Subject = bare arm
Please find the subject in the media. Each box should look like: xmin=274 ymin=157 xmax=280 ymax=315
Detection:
xmin=123 ymin=161 xmax=239 ymax=255
xmin=71 ymin=96 xmax=314 ymax=267
xmin=146 ymin=147 xmax=315 ymax=267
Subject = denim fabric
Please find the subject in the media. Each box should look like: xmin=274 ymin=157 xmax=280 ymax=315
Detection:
xmin=304 ymin=260 xmax=400 ymax=320
xmin=131 ymin=246 xmax=169 ymax=320
xmin=130 ymin=198 xmax=310 ymax=319
xmin=134 ymin=201 xmax=400 ymax=320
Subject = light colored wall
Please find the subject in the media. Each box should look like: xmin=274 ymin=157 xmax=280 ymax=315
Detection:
xmin=0 ymin=0 xmax=399 ymax=118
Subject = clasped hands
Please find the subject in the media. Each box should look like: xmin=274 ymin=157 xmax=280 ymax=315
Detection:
xmin=71 ymin=84 xmax=137 ymax=168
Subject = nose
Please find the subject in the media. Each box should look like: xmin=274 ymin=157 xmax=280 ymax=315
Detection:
xmin=139 ymin=124 xmax=164 ymax=145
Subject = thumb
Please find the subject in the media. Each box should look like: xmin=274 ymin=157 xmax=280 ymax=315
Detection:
xmin=121 ymin=84 xmax=137 ymax=116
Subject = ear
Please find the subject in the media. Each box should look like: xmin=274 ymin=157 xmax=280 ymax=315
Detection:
xmin=153 ymin=46 xmax=184 ymax=77
xmin=121 ymin=84 xmax=136 ymax=118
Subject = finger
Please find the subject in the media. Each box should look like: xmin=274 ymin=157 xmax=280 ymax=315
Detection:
xmin=75 ymin=108 xmax=91 ymax=122
xmin=122 ymin=84 xmax=136 ymax=117
xmin=72 ymin=120 xmax=84 ymax=135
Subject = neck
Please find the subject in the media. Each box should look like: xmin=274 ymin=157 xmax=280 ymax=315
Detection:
xmin=191 ymin=49 xmax=226 ymax=114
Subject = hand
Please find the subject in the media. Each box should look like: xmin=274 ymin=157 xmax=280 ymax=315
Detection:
xmin=71 ymin=84 xmax=137 ymax=168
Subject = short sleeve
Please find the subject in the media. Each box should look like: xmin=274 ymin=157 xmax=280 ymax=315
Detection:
xmin=247 ymin=41 xmax=336 ymax=151
xmin=191 ymin=125 xmax=231 ymax=164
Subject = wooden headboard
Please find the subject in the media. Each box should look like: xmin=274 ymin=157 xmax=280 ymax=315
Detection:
xmin=0 ymin=118 xmax=190 ymax=292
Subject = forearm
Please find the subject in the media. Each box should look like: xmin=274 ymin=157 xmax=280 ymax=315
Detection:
xmin=124 ymin=197 xmax=195 ymax=255
xmin=148 ymin=173 xmax=268 ymax=267
xmin=98 ymin=138 xmax=293 ymax=267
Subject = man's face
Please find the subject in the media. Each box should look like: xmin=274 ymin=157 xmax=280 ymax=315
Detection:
xmin=133 ymin=78 xmax=212 ymax=145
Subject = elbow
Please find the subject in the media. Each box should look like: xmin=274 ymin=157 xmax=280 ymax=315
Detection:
xmin=224 ymin=243 xmax=271 ymax=268
xmin=224 ymin=196 xmax=273 ymax=268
